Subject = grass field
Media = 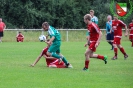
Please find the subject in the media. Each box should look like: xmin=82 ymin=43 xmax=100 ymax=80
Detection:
xmin=0 ymin=41 xmax=133 ymax=88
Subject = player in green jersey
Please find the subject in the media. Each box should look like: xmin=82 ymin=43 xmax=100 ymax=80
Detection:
xmin=42 ymin=22 xmax=72 ymax=68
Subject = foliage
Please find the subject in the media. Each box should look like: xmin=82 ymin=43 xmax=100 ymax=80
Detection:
xmin=0 ymin=0 xmax=132 ymax=29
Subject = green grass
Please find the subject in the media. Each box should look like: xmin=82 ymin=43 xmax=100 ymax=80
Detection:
xmin=0 ymin=41 xmax=133 ymax=88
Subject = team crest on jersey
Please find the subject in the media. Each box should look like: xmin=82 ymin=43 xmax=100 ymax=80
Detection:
xmin=110 ymin=0 xmax=133 ymax=20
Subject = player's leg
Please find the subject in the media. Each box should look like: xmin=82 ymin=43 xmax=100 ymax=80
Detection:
xmin=107 ymin=34 xmax=113 ymax=50
xmin=49 ymin=59 xmax=66 ymax=68
xmin=117 ymin=44 xmax=128 ymax=59
xmin=47 ymin=43 xmax=70 ymax=67
xmin=110 ymin=32 xmax=114 ymax=50
xmin=90 ymin=53 xmax=107 ymax=64
xmin=112 ymin=37 xmax=118 ymax=60
xmin=83 ymin=49 xmax=90 ymax=71
xmin=56 ymin=49 xmax=72 ymax=67
xmin=129 ymin=35 xmax=133 ymax=47
xmin=0 ymin=32 xmax=3 ymax=42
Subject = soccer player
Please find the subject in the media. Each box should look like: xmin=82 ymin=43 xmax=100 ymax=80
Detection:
xmin=30 ymin=39 xmax=66 ymax=68
xmin=0 ymin=18 xmax=6 ymax=42
xmin=83 ymin=14 xmax=107 ymax=71
xmin=111 ymin=15 xmax=128 ymax=60
xmin=128 ymin=19 xmax=133 ymax=47
xmin=42 ymin=22 xmax=72 ymax=68
xmin=16 ymin=32 xmax=24 ymax=42
xmin=86 ymin=10 xmax=98 ymax=46
xmin=105 ymin=15 xmax=114 ymax=50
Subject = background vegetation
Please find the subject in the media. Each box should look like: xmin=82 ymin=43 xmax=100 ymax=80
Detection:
xmin=0 ymin=0 xmax=133 ymax=29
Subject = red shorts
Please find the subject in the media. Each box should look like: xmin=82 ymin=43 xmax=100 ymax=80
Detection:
xmin=17 ymin=38 xmax=24 ymax=42
xmin=46 ymin=59 xmax=66 ymax=68
xmin=113 ymin=37 xmax=121 ymax=45
xmin=89 ymin=42 xmax=98 ymax=52
xmin=129 ymin=35 xmax=133 ymax=40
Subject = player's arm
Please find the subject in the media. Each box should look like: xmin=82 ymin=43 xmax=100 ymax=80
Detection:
xmin=105 ymin=22 xmax=108 ymax=34
xmin=124 ymin=24 xmax=128 ymax=37
xmin=128 ymin=25 xmax=131 ymax=34
xmin=85 ymin=32 xmax=90 ymax=47
xmin=30 ymin=55 xmax=42 ymax=67
xmin=95 ymin=31 xmax=102 ymax=47
xmin=120 ymin=20 xmax=128 ymax=36
xmin=4 ymin=23 xmax=6 ymax=30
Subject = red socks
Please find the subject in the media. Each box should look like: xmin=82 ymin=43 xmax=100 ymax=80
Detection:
xmin=97 ymin=55 xmax=104 ymax=60
xmin=114 ymin=48 xmax=118 ymax=56
xmin=85 ymin=60 xmax=89 ymax=69
xmin=120 ymin=47 xmax=126 ymax=55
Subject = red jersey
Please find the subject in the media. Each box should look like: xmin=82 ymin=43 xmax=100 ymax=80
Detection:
xmin=0 ymin=22 xmax=5 ymax=32
xmin=128 ymin=23 xmax=133 ymax=35
xmin=41 ymin=47 xmax=64 ymax=67
xmin=16 ymin=34 xmax=24 ymax=38
xmin=112 ymin=20 xmax=126 ymax=37
xmin=87 ymin=22 xmax=100 ymax=42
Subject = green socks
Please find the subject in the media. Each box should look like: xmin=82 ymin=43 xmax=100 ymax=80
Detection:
xmin=51 ymin=53 xmax=68 ymax=64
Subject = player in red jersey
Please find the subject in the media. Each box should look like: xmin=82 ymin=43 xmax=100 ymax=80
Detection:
xmin=128 ymin=19 xmax=133 ymax=47
xmin=111 ymin=15 xmax=128 ymax=60
xmin=30 ymin=39 xmax=66 ymax=68
xmin=83 ymin=14 xmax=107 ymax=71
xmin=16 ymin=32 xmax=24 ymax=42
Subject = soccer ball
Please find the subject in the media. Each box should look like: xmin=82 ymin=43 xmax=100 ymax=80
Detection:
xmin=39 ymin=35 xmax=46 ymax=42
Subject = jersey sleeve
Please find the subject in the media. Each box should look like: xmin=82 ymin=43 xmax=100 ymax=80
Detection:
xmin=128 ymin=24 xmax=131 ymax=29
xmin=92 ymin=23 xmax=100 ymax=33
xmin=105 ymin=22 xmax=108 ymax=32
xmin=95 ymin=17 xmax=98 ymax=24
xmin=119 ymin=20 xmax=126 ymax=27
xmin=48 ymin=26 xmax=55 ymax=37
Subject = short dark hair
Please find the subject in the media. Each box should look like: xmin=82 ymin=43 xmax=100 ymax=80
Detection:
xmin=42 ymin=22 xmax=49 ymax=27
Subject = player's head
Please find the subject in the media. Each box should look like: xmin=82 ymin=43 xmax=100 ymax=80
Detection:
xmin=0 ymin=18 xmax=2 ymax=22
xmin=90 ymin=10 xmax=94 ymax=17
xmin=84 ymin=14 xmax=92 ymax=24
xmin=42 ymin=22 xmax=49 ymax=31
xmin=107 ymin=15 xmax=112 ymax=21
xmin=18 ymin=32 xmax=22 ymax=34
xmin=113 ymin=15 xmax=118 ymax=20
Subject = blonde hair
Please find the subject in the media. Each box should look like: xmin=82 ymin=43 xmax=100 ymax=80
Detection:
xmin=90 ymin=10 xmax=94 ymax=13
xmin=84 ymin=14 xmax=92 ymax=21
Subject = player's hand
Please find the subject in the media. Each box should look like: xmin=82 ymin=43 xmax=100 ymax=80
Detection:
xmin=125 ymin=33 xmax=128 ymax=37
xmin=95 ymin=42 xmax=99 ymax=48
xmin=84 ymin=43 xmax=88 ymax=47
xmin=30 ymin=64 xmax=34 ymax=67
xmin=47 ymin=41 xmax=51 ymax=45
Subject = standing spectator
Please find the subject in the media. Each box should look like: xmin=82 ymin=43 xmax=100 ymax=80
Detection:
xmin=0 ymin=18 xmax=6 ymax=42
xmin=90 ymin=10 xmax=98 ymax=24
xmin=105 ymin=15 xmax=114 ymax=50
xmin=16 ymin=32 xmax=24 ymax=42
